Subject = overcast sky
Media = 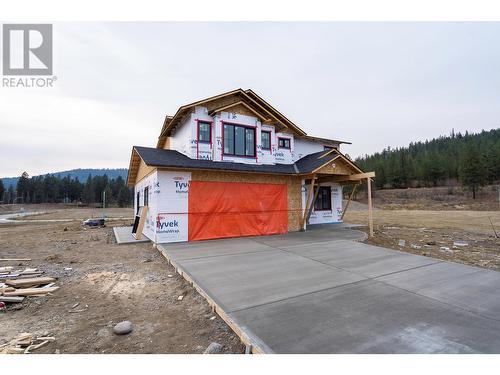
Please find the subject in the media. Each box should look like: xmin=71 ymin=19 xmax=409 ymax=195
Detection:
xmin=1 ymin=22 xmax=500 ymax=177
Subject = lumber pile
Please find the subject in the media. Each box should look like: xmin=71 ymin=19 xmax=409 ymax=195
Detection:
xmin=0 ymin=267 xmax=59 ymax=305
xmin=0 ymin=332 xmax=56 ymax=354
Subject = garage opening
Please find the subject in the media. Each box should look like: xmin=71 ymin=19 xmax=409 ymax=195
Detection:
xmin=188 ymin=181 xmax=288 ymax=241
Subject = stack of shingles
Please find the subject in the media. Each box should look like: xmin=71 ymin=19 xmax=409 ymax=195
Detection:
xmin=0 ymin=262 xmax=59 ymax=304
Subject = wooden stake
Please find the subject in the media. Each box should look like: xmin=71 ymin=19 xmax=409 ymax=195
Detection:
xmin=367 ymin=178 xmax=374 ymax=237
xmin=489 ymin=217 xmax=499 ymax=238
xmin=341 ymin=184 xmax=358 ymax=221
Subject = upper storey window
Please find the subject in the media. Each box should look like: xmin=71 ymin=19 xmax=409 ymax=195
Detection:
xmin=223 ymin=123 xmax=255 ymax=157
xmin=197 ymin=121 xmax=212 ymax=143
xmin=278 ymin=137 xmax=291 ymax=149
xmin=261 ymin=131 xmax=271 ymax=151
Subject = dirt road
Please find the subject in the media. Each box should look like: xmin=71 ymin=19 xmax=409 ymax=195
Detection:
xmin=0 ymin=210 xmax=244 ymax=354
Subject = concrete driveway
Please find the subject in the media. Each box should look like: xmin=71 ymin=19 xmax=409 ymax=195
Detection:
xmin=158 ymin=226 xmax=500 ymax=353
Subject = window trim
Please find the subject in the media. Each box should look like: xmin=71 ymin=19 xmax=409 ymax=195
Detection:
xmin=221 ymin=121 xmax=257 ymax=159
xmin=261 ymin=130 xmax=272 ymax=152
xmin=314 ymin=186 xmax=332 ymax=211
xmin=278 ymin=137 xmax=291 ymax=150
xmin=196 ymin=120 xmax=212 ymax=144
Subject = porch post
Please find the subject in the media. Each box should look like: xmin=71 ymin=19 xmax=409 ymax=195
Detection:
xmin=367 ymin=177 xmax=374 ymax=237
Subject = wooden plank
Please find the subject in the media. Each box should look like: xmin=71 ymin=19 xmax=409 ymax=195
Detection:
xmin=5 ymin=277 xmax=56 ymax=288
xmin=341 ymin=184 xmax=358 ymax=220
xmin=331 ymin=172 xmax=376 ymax=182
xmin=0 ymin=295 xmax=25 ymax=303
xmin=0 ymin=258 xmax=31 ymax=262
xmin=133 ymin=206 xmax=148 ymax=240
xmin=0 ymin=287 xmax=16 ymax=294
xmin=367 ymin=177 xmax=374 ymax=237
xmin=4 ymin=286 xmax=59 ymax=296
xmin=301 ymin=176 xmax=316 ymax=230
xmin=305 ymin=184 xmax=321 ymax=225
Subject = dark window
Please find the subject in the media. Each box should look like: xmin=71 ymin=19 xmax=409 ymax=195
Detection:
xmin=261 ymin=131 xmax=271 ymax=150
xmin=144 ymin=186 xmax=149 ymax=207
xmin=136 ymin=192 xmax=140 ymax=214
xmin=223 ymin=123 xmax=255 ymax=157
xmin=198 ymin=121 xmax=211 ymax=143
xmin=314 ymin=186 xmax=331 ymax=211
xmin=224 ymin=124 xmax=234 ymax=154
xmin=245 ymin=128 xmax=255 ymax=156
xmin=278 ymin=137 xmax=291 ymax=149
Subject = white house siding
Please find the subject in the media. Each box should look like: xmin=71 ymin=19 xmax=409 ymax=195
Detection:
xmin=294 ymin=138 xmax=326 ymax=161
xmin=301 ymin=181 xmax=343 ymax=226
xmin=134 ymin=171 xmax=158 ymax=242
xmin=170 ymin=116 xmax=192 ymax=157
xmin=155 ymin=171 xmax=191 ymax=243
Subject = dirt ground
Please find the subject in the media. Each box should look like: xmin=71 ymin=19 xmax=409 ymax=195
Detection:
xmin=344 ymin=210 xmax=500 ymax=271
xmin=356 ymin=185 xmax=500 ymax=211
xmin=0 ymin=208 xmax=244 ymax=354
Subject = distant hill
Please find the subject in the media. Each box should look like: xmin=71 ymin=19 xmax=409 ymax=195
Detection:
xmin=1 ymin=168 xmax=128 ymax=189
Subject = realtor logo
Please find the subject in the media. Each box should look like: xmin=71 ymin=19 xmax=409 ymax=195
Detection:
xmin=2 ymin=24 xmax=53 ymax=75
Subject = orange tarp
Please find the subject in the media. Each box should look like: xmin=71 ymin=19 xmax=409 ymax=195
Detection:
xmin=188 ymin=181 xmax=288 ymax=241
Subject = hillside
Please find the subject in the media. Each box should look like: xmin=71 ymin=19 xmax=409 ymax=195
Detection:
xmin=355 ymin=128 xmax=500 ymax=190
xmin=1 ymin=168 xmax=128 ymax=189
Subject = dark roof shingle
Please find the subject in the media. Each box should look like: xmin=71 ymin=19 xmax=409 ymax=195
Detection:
xmin=134 ymin=146 xmax=339 ymax=175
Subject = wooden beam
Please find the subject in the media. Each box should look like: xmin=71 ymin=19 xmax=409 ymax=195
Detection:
xmin=367 ymin=177 xmax=374 ymax=237
xmin=208 ymin=101 xmax=272 ymax=123
xmin=310 ymin=155 xmax=341 ymax=174
xmin=330 ymin=171 xmax=376 ymax=182
xmin=305 ymin=184 xmax=321 ymax=225
xmin=133 ymin=206 xmax=149 ymax=240
xmin=341 ymin=184 xmax=358 ymax=221
xmin=301 ymin=175 xmax=316 ymax=230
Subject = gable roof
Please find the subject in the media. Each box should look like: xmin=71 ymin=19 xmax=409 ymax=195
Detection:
xmin=156 ymin=89 xmax=350 ymax=148
xmin=127 ymin=146 xmax=363 ymax=186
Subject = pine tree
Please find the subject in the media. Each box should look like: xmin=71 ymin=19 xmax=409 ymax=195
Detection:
xmin=0 ymin=179 xmax=4 ymax=203
xmin=459 ymin=142 xmax=487 ymax=199
xmin=82 ymin=174 xmax=95 ymax=204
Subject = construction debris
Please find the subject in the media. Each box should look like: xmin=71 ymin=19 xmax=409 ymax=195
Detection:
xmin=0 ymin=332 xmax=56 ymax=354
xmin=0 ymin=258 xmax=32 ymax=262
xmin=0 ymin=266 xmax=60 ymax=308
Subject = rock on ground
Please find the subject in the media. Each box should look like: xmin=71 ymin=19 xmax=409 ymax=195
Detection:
xmin=113 ymin=321 xmax=133 ymax=335
xmin=203 ymin=342 xmax=223 ymax=354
